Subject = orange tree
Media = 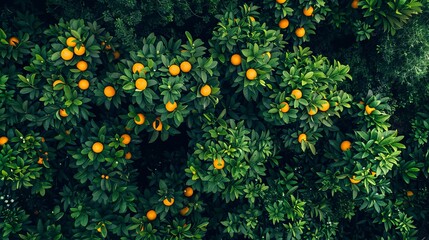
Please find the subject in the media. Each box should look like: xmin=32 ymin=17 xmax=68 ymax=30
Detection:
xmin=0 ymin=2 xmax=427 ymax=240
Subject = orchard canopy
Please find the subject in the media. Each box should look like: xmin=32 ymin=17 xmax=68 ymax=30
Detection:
xmin=1 ymin=0 xmax=429 ymax=239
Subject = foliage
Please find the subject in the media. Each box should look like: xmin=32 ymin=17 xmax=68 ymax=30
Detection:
xmin=0 ymin=1 xmax=428 ymax=240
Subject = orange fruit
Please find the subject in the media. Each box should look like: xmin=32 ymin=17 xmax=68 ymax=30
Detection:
xmin=0 ymin=136 xmax=8 ymax=145
xmin=278 ymin=19 xmax=289 ymax=29
xmin=319 ymin=100 xmax=330 ymax=112
xmin=132 ymin=63 xmax=145 ymax=73
xmin=61 ymin=48 xmax=74 ymax=61
xmin=113 ymin=51 xmax=120 ymax=60
xmin=41 ymin=137 xmax=45 ymax=143
xmin=165 ymin=101 xmax=178 ymax=112
xmin=76 ymin=60 xmax=88 ymax=71
xmin=200 ymin=85 xmax=212 ymax=97
xmin=121 ymin=134 xmax=131 ymax=145
xmin=340 ymin=140 xmax=352 ymax=151
xmin=146 ymin=210 xmax=157 ymax=221
xmin=163 ymin=198 xmax=175 ymax=206
xmin=230 ymin=54 xmax=242 ymax=66
xmin=66 ymin=37 xmax=77 ymax=47
xmin=169 ymin=64 xmax=181 ymax=76
xmin=291 ymin=89 xmax=302 ymax=99
xmin=97 ymin=227 xmax=102 ymax=233
xmin=92 ymin=142 xmax=104 ymax=153
xmin=280 ymin=102 xmax=290 ymax=113
xmin=249 ymin=16 xmax=255 ymax=22
xmin=351 ymin=0 xmax=359 ymax=9
xmin=134 ymin=113 xmax=145 ymax=125
xmin=152 ymin=117 xmax=162 ymax=131
xmin=308 ymin=106 xmax=318 ymax=116
xmin=37 ymin=157 xmax=44 ymax=165
xmin=213 ymin=159 xmax=225 ymax=170
xmin=59 ymin=109 xmax=68 ymax=117
xmin=298 ymin=133 xmax=307 ymax=143
xmin=303 ymin=6 xmax=314 ymax=16
xmin=101 ymin=174 xmax=105 ymax=179
xmin=180 ymin=207 xmax=190 ymax=216
xmin=9 ymin=36 xmax=19 ymax=46
xmin=295 ymin=28 xmax=306 ymax=38
xmin=180 ymin=61 xmax=192 ymax=73
xmin=78 ymin=79 xmax=89 ymax=90
xmin=184 ymin=187 xmax=194 ymax=197
xmin=74 ymin=45 xmax=86 ymax=56
xmin=246 ymin=68 xmax=257 ymax=80
xmin=276 ymin=0 xmax=286 ymax=4
xmin=371 ymin=171 xmax=376 ymax=176
xmin=406 ymin=190 xmax=414 ymax=197
xmin=349 ymin=176 xmax=361 ymax=184
xmin=135 ymin=78 xmax=147 ymax=90
xmin=105 ymin=45 xmax=112 ymax=50
xmin=104 ymin=86 xmax=116 ymax=98
xmin=365 ymin=105 xmax=375 ymax=115
xmin=105 ymin=175 xmax=109 ymax=180
xmin=53 ymin=80 xmax=64 ymax=89
xmin=125 ymin=152 xmax=132 ymax=160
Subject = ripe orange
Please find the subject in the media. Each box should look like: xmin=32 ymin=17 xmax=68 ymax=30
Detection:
xmin=365 ymin=105 xmax=375 ymax=115
xmin=169 ymin=64 xmax=181 ymax=76
xmin=291 ymin=89 xmax=302 ymax=99
xmin=76 ymin=60 xmax=88 ymax=71
xmin=351 ymin=0 xmax=359 ymax=9
xmin=278 ymin=19 xmax=289 ymax=29
xmin=180 ymin=207 xmax=190 ymax=216
xmin=104 ymin=86 xmax=116 ymax=98
xmin=340 ymin=140 xmax=352 ymax=151
xmin=280 ymin=102 xmax=290 ymax=113
xmin=213 ymin=159 xmax=225 ymax=170
xmin=121 ymin=134 xmax=131 ymax=145
xmin=61 ymin=48 xmax=74 ymax=61
xmin=41 ymin=137 xmax=45 ymax=143
xmin=146 ymin=210 xmax=157 ymax=221
xmin=152 ymin=117 xmax=162 ymax=131
xmin=406 ymin=190 xmax=414 ymax=197
xmin=200 ymin=85 xmax=212 ymax=97
xmin=53 ymin=80 xmax=64 ymax=89
xmin=295 ymin=28 xmax=306 ymax=38
xmin=37 ymin=157 xmax=44 ymax=165
xmin=349 ymin=176 xmax=361 ymax=184
xmin=0 ymin=136 xmax=8 ymax=145
xmin=165 ymin=101 xmax=178 ymax=112
xmin=66 ymin=37 xmax=77 ymax=47
xmin=105 ymin=45 xmax=112 ymax=50
xmin=92 ymin=142 xmax=104 ymax=153
xmin=371 ymin=171 xmax=376 ymax=176
xmin=125 ymin=152 xmax=132 ymax=160
xmin=246 ymin=68 xmax=257 ymax=80
xmin=319 ymin=100 xmax=330 ymax=112
xmin=303 ymin=6 xmax=314 ymax=16
xmin=298 ymin=133 xmax=307 ymax=143
xmin=180 ymin=61 xmax=192 ymax=73
xmin=97 ymin=227 xmax=102 ymax=233
xmin=101 ymin=174 xmax=105 ymax=179
xmin=183 ymin=187 xmax=194 ymax=197
xmin=132 ymin=63 xmax=145 ymax=73
xmin=276 ymin=0 xmax=286 ymax=4
xmin=134 ymin=113 xmax=145 ymax=125
xmin=9 ymin=36 xmax=19 ymax=46
xmin=59 ymin=109 xmax=68 ymax=117
xmin=230 ymin=54 xmax=242 ymax=66
xmin=308 ymin=107 xmax=318 ymax=116
xmin=163 ymin=198 xmax=175 ymax=206
xmin=113 ymin=51 xmax=120 ymax=60
xmin=78 ymin=79 xmax=89 ymax=90
xmin=249 ymin=16 xmax=255 ymax=22
xmin=105 ymin=175 xmax=109 ymax=180
xmin=74 ymin=45 xmax=86 ymax=56
xmin=135 ymin=78 xmax=147 ymax=90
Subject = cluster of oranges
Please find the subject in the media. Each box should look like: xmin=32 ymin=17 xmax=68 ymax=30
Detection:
xmin=61 ymin=36 xmax=87 ymax=71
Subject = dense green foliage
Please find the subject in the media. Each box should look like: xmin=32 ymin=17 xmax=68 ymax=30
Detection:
xmin=1 ymin=0 xmax=429 ymax=239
